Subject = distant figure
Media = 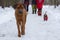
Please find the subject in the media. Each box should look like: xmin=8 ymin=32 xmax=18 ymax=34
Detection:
xmin=32 ymin=0 xmax=36 ymax=14
xmin=28 ymin=4 xmax=32 ymax=14
xmin=24 ymin=0 xmax=29 ymax=12
xmin=36 ymin=0 xmax=44 ymax=16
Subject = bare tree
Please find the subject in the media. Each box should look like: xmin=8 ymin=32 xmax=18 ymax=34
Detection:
xmin=0 ymin=0 xmax=5 ymax=8
xmin=54 ymin=0 xmax=59 ymax=8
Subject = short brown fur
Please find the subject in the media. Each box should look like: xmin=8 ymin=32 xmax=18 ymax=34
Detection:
xmin=15 ymin=3 xmax=27 ymax=37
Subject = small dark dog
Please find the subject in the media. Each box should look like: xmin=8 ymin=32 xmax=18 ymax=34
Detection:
xmin=14 ymin=3 xmax=27 ymax=37
xmin=44 ymin=13 xmax=48 ymax=21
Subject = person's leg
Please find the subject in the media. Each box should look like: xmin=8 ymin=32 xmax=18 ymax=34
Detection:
xmin=33 ymin=9 xmax=35 ymax=14
xmin=34 ymin=5 xmax=36 ymax=14
xmin=35 ymin=8 xmax=36 ymax=14
xmin=27 ymin=5 xmax=29 ymax=12
xmin=38 ymin=8 xmax=42 ymax=16
xmin=24 ymin=5 xmax=28 ymax=12
xmin=32 ymin=5 xmax=34 ymax=14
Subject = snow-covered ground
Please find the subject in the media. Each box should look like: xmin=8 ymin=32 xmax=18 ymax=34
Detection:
xmin=0 ymin=5 xmax=60 ymax=40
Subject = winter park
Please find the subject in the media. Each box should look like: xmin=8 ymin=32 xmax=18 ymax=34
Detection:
xmin=0 ymin=0 xmax=60 ymax=40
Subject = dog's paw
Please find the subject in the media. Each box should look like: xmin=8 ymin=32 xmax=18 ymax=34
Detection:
xmin=18 ymin=35 xmax=21 ymax=37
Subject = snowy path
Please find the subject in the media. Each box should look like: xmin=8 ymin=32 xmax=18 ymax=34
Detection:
xmin=0 ymin=5 xmax=60 ymax=40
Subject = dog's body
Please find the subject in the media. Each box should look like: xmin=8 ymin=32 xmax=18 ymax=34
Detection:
xmin=14 ymin=3 xmax=27 ymax=37
xmin=44 ymin=13 xmax=48 ymax=21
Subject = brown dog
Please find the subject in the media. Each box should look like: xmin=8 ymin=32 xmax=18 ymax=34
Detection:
xmin=14 ymin=3 xmax=27 ymax=37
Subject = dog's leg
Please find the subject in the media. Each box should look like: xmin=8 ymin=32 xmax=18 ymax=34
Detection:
xmin=21 ymin=21 xmax=25 ymax=35
xmin=25 ymin=15 xmax=27 ymax=24
xmin=16 ymin=22 xmax=21 ymax=37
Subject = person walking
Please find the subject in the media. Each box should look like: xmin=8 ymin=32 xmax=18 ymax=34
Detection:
xmin=36 ymin=0 xmax=44 ymax=16
xmin=32 ymin=0 xmax=36 ymax=14
xmin=24 ymin=0 xmax=29 ymax=12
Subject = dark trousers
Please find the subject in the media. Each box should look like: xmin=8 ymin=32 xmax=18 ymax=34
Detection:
xmin=24 ymin=5 xmax=29 ymax=12
xmin=26 ymin=5 xmax=28 ymax=12
xmin=32 ymin=5 xmax=36 ymax=14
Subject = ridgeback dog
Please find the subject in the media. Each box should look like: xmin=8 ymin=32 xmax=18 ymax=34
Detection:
xmin=14 ymin=3 xmax=27 ymax=37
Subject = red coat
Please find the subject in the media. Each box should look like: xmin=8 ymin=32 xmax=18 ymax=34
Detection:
xmin=36 ymin=0 xmax=44 ymax=9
